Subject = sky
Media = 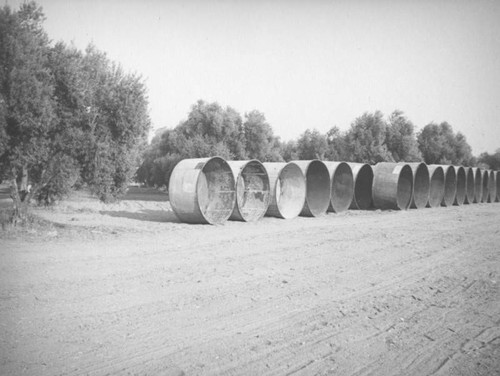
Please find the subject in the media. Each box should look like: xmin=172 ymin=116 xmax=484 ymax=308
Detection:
xmin=5 ymin=0 xmax=500 ymax=154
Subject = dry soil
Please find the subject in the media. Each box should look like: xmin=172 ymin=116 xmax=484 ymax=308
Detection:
xmin=0 ymin=187 xmax=499 ymax=376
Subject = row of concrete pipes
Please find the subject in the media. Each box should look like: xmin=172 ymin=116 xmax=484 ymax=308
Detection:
xmin=168 ymin=157 xmax=499 ymax=225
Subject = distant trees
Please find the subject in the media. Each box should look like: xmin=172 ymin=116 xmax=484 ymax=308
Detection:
xmin=136 ymin=101 xmax=283 ymax=188
xmin=477 ymin=149 xmax=500 ymax=170
xmin=386 ymin=110 xmax=422 ymax=162
xmin=0 ymin=2 xmax=150 ymax=221
xmin=296 ymin=129 xmax=328 ymax=160
xmin=417 ymin=122 xmax=473 ymax=165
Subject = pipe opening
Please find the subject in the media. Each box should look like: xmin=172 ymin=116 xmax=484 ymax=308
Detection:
xmin=264 ymin=162 xmax=306 ymax=219
xmin=454 ymin=166 xmax=466 ymax=206
xmin=410 ymin=163 xmax=430 ymax=209
xmin=328 ymin=162 xmax=354 ymax=213
xmin=464 ymin=167 xmax=474 ymax=204
xmin=299 ymin=160 xmax=330 ymax=216
xmin=481 ymin=170 xmax=489 ymax=203
xmin=396 ymin=165 xmax=413 ymax=210
xmin=197 ymin=158 xmax=236 ymax=224
xmin=427 ymin=166 xmax=444 ymax=208
xmin=473 ymin=168 xmax=482 ymax=203
xmin=229 ymin=161 xmax=270 ymax=222
xmin=350 ymin=164 xmax=373 ymax=210
xmin=488 ymin=170 xmax=496 ymax=203
xmin=496 ymin=172 xmax=500 ymax=202
xmin=442 ymin=167 xmax=457 ymax=207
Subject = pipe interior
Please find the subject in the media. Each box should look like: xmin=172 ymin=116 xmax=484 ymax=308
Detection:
xmin=353 ymin=165 xmax=373 ymax=210
xmin=488 ymin=171 xmax=496 ymax=203
xmin=474 ymin=169 xmax=482 ymax=203
xmin=236 ymin=162 xmax=270 ymax=221
xmin=276 ymin=164 xmax=306 ymax=219
xmin=304 ymin=161 xmax=330 ymax=216
xmin=428 ymin=168 xmax=444 ymax=208
xmin=496 ymin=172 xmax=500 ymax=202
xmin=330 ymin=163 xmax=354 ymax=212
xmin=197 ymin=158 xmax=235 ymax=224
xmin=396 ymin=165 xmax=413 ymax=210
xmin=455 ymin=167 xmax=466 ymax=205
xmin=442 ymin=168 xmax=456 ymax=206
xmin=481 ymin=171 xmax=489 ymax=202
xmin=465 ymin=168 xmax=474 ymax=203
xmin=412 ymin=164 xmax=430 ymax=209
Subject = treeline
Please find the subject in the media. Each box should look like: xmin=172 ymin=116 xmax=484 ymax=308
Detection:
xmin=137 ymin=103 xmax=481 ymax=189
xmin=0 ymin=2 xmax=150 ymax=220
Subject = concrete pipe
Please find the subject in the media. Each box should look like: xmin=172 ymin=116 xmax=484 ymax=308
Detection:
xmin=263 ymin=162 xmax=306 ymax=219
xmin=406 ymin=162 xmax=430 ymax=209
xmin=427 ymin=165 xmax=445 ymax=208
xmin=472 ymin=167 xmax=482 ymax=203
xmin=348 ymin=163 xmax=373 ymax=210
xmin=324 ymin=161 xmax=354 ymax=213
xmin=463 ymin=167 xmax=475 ymax=204
xmin=481 ymin=169 xmax=489 ymax=203
xmin=372 ymin=163 xmax=413 ymax=210
xmin=487 ymin=170 xmax=497 ymax=203
xmin=228 ymin=160 xmax=270 ymax=222
xmin=169 ymin=157 xmax=236 ymax=225
xmin=293 ymin=160 xmax=331 ymax=217
xmin=431 ymin=165 xmax=456 ymax=207
xmin=453 ymin=166 xmax=466 ymax=206
xmin=495 ymin=171 xmax=500 ymax=202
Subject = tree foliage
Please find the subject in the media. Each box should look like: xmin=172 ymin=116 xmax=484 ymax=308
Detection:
xmin=477 ymin=149 xmax=500 ymax=170
xmin=417 ymin=122 xmax=473 ymax=165
xmin=386 ymin=110 xmax=422 ymax=162
xmin=296 ymin=129 xmax=328 ymax=160
xmin=0 ymin=2 xmax=150 ymax=222
xmin=344 ymin=111 xmax=393 ymax=164
xmin=136 ymin=101 xmax=283 ymax=188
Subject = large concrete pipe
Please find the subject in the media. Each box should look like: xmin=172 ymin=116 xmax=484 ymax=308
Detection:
xmin=464 ymin=167 xmax=475 ymax=204
xmin=406 ymin=162 xmax=430 ymax=209
xmin=348 ymin=163 xmax=373 ymax=210
xmin=427 ymin=165 xmax=445 ymax=208
xmin=324 ymin=161 xmax=354 ymax=213
xmin=431 ymin=165 xmax=456 ymax=207
xmin=293 ymin=160 xmax=331 ymax=217
xmin=263 ymin=162 xmax=306 ymax=219
xmin=487 ymin=170 xmax=497 ymax=203
xmin=453 ymin=166 xmax=466 ymax=206
xmin=472 ymin=167 xmax=483 ymax=203
xmin=228 ymin=160 xmax=270 ymax=222
xmin=372 ymin=163 xmax=413 ymax=210
xmin=169 ymin=157 xmax=236 ymax=225
xmin=481 ymin=169 xmax=489 ymax=203
xmin=496 ymin=171 xmax=500 ymax=202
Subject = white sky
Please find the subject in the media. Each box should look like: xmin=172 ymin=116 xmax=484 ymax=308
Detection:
xmin=5 ymin=0 xmax=500 ymax=154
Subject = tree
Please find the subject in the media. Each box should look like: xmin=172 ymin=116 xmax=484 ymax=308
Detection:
xmin=385 ymin=110 xmax=422 ymax=162
xmin=0 ymin=2 xmax=57 ymax=220
xmin=345 ymin=111 xmax=393 ymax=164
xmin=0 ymin=2 xmax=151 ymax=223
xmin=243 ymin=110 xmax=282 ymax=161
xmin=417 ymin=122 xmax=473 ymax=165
xmin=325 ymin=126 xmax=349 ymax=161
xmin=477 ymin=149 xmax=500 ymax=170
xmin=296 ymin=129 xmax=328 ymax=160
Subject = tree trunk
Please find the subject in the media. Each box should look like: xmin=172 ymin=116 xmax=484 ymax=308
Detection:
xmin=9 ymin=167 xmax=30 ymax=225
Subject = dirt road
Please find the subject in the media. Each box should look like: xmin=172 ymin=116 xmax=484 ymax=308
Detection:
xmin=1 ymin=190 xmax=499 ymax=375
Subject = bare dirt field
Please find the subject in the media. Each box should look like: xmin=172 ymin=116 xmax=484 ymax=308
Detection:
xmin=1 ymin=187 xmax=499 ymax=376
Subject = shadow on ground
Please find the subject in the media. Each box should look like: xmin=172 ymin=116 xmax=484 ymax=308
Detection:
xmin=123 ymin=186 xmax=169 ymax=202
xmin=100 ymin=209 xmax=180 ymax=223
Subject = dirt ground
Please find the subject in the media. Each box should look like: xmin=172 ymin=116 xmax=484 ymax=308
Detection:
xmin=1 ymin=186 xmax=499 ymax=376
